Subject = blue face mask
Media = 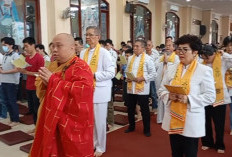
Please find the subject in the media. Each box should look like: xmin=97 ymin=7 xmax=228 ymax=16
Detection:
xmin=2 ymin=46 xmax=9 ymax=53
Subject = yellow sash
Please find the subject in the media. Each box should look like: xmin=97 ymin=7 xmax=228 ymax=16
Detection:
xmin=160 ymin=52 xmax=176 ymax=63
xmin=203 ymin=53 xmax=224 ymax=106
xmin=83 ymin=43 xmax=101 ymax=74
xmin=169 ymin=59 xmax=197 ymax=134
xmin=225 ymin=70 xmax=232 ymax=88
xmin=127 ymin=52 xmax=145 ymax=94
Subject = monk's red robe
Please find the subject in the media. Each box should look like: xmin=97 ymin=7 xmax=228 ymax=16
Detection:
xmin=30 ymin=57 xmax=94 ymax=157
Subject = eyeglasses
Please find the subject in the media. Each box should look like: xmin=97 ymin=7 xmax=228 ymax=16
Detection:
xmin=176 ymin=48 xmax=192 ymax=53
xmin=84 ymin=33 xmax=98 ymax=37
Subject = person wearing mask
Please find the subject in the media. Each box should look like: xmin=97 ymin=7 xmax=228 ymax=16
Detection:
xmin=0 ymin=37 xmax=20 ymax=126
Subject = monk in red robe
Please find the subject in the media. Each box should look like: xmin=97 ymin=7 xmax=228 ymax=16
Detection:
xmin=29 ymin=33 xmax=94 ymax=157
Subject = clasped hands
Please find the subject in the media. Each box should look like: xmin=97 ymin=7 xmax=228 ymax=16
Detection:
xmin=169 ymin=93 xmax=188 ymax=104
xmin=38 ymin=67 xmax=53 ymax=85
xmin=127 ymin=76 xmax=145 ymax=83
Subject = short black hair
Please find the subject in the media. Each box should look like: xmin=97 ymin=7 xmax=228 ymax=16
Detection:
xmin=198 ymin=44 xmax=217 ymax=57
xmin=74 ymin=37 xmax=83 ymax=45
xmin=35 ymin=44 xmax=45 ymax=50
xmin=166 ymin=36 xmax=173 ymax=40
xmin=223 ymin=36 xmax=232 ymax=47
xmin=175 ymin=34 xmax=202 ymax=52
xmin=1 ymin=37 xmax=15 ymax=46
xmin=105 ymin=39 xmax=113 ymax=45
xmin=125 ymin=48 xmax=133 ymax=55
xmin=23 ymin=37 xmax=36 ymax=45
xmin=99 ymin=40 xmax=106 ymax=46
xmin=13 ymin=45 xmax=19 ymax=51
xmin=121 ymin=41 xmax=126 ymax=46
xmin=159 ymin=44 xmax=165 ymax=49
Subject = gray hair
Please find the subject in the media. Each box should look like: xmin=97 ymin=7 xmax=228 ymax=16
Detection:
xmin=86 ymin=26 xmax=101 ymax=35
xmin=135 ymin=39 xmax=147 ymax=48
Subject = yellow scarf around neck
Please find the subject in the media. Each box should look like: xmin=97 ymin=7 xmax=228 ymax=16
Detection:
xmin=160 ymin=52 xmax=176 ymax=63
xmin=83 ymin=43 xmax=101 ymax=74
xmin=203 ymin=53 xmax=224 ymax=106
xmin=127 ymin=52 xmax=145 ymax=94
xmin=225 ymin=69 xmax=232 ymax=88
xmin=169 ymin=59 xmax=197 ymax=134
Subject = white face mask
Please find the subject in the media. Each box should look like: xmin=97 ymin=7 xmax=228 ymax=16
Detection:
xmin=2 ymin=46 xmax=9 ymax=53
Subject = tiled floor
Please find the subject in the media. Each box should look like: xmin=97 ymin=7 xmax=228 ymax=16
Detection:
xmin=0 ymin=101 xmax=131 ymax=157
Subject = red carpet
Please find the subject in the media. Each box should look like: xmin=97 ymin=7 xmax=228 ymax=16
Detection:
xmin=20 ymin=143 xmax=32 ymax=153
xmin=0 ymin=122 xmax=11 ymax=132
xmin=104 ymin=106 xmax=232 ymax=157
xmin=0 ymin=131 xmax=34 ymax=146
xmin=19 ymin=115 xmax=34 ymax=125
xmin=18 ymin=103 xmax=29 ymax=115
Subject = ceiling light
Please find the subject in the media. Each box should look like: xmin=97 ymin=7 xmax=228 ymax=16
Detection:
xmin=186 ymin=0 xmax=191 ymax=2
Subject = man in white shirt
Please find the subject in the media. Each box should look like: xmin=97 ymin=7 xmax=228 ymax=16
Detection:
xmin=124 ymin=39 xmax=156 ymax=137
xmin=74 ymin=37 xmax=84 ymax=57
xmin=146 ymin=40 xmax=159 ymax=114
xmin=156 ymin=40 xmax=179 ymax=123
xmin=80 ymin=26 xmax=115 ymax=157
xmin=105 ymin=39 xmax=118 ymax=129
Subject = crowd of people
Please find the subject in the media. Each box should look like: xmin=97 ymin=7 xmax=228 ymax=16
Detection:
xmin=0 ymin=26 xmax=232 ymax=157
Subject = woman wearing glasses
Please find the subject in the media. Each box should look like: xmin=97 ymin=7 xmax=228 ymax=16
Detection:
xmin=159 ymin=34 xmax=216 ymax=157
xmin=199 ymin=44 xmax=232 ymax=154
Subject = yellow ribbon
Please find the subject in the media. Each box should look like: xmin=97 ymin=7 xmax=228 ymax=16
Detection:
xmin=169 ymin=59 xmax=197 ymax=134
xmin=127 ymin=52 xmax=145 ymax=94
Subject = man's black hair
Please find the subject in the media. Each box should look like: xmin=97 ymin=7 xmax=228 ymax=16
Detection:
xmin=1 ymin=37 xmax=15 ymax=46
xmin=23 ymin=37 xmax=36 ymax=45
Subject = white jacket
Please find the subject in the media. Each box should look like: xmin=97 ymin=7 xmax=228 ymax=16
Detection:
xmin=159 ymin=62 xmax=216 ymax=138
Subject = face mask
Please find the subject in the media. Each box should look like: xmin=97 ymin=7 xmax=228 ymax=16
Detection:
xmin=2 ymin=46 xmax=9 ymax=53
xmin=85 ymin=44 xmax=90 ymax=48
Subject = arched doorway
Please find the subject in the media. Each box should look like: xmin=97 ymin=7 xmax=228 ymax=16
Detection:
xmin=70 ymin=0 xmax=110 ymax=40
xmin=165 ymin=12 xmax=179 ymax=42
xmin=130 ymin=4 xmax=151 ymax=42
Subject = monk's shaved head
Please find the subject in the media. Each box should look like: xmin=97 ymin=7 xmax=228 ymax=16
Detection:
xmin=51 ymin=33 xmax=76 ymax=63
xmin=54 ymin=33 xmax=75 ymax=46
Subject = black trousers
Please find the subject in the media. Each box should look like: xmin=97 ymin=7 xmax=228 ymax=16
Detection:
xmin=27 ymin=90 xmax=40 ymax=124
xmin=127 ymin=94 xmax=150 ymax=133
xmin=170 ymin=134 xmax=199 ymax=157
xmin=201 ymin=105 xmax=226 ymax=150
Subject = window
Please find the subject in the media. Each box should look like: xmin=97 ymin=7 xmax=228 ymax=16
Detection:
xmin=211 ymin=20 xmax=218 ymax=45
xmin=165 ymin=12 xmax=179 ymax=41
xmin=130 ymin=4 xmax=151 ymax=42
xmin=0 ymin=0 xmax=40 ymax=46
xmin=70 ymin=0 xmax=109 ymax=41
xmin=70 ymin=0 xmax=81 ymax=38
xmin=100 ymin=0 xmax=109 ymax=40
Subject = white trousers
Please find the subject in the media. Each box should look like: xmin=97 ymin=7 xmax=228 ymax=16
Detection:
xmin=94 ymin=103 xmax=108 ymax=153
xmin=157 ymin=99 xmax=165 ymax=123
